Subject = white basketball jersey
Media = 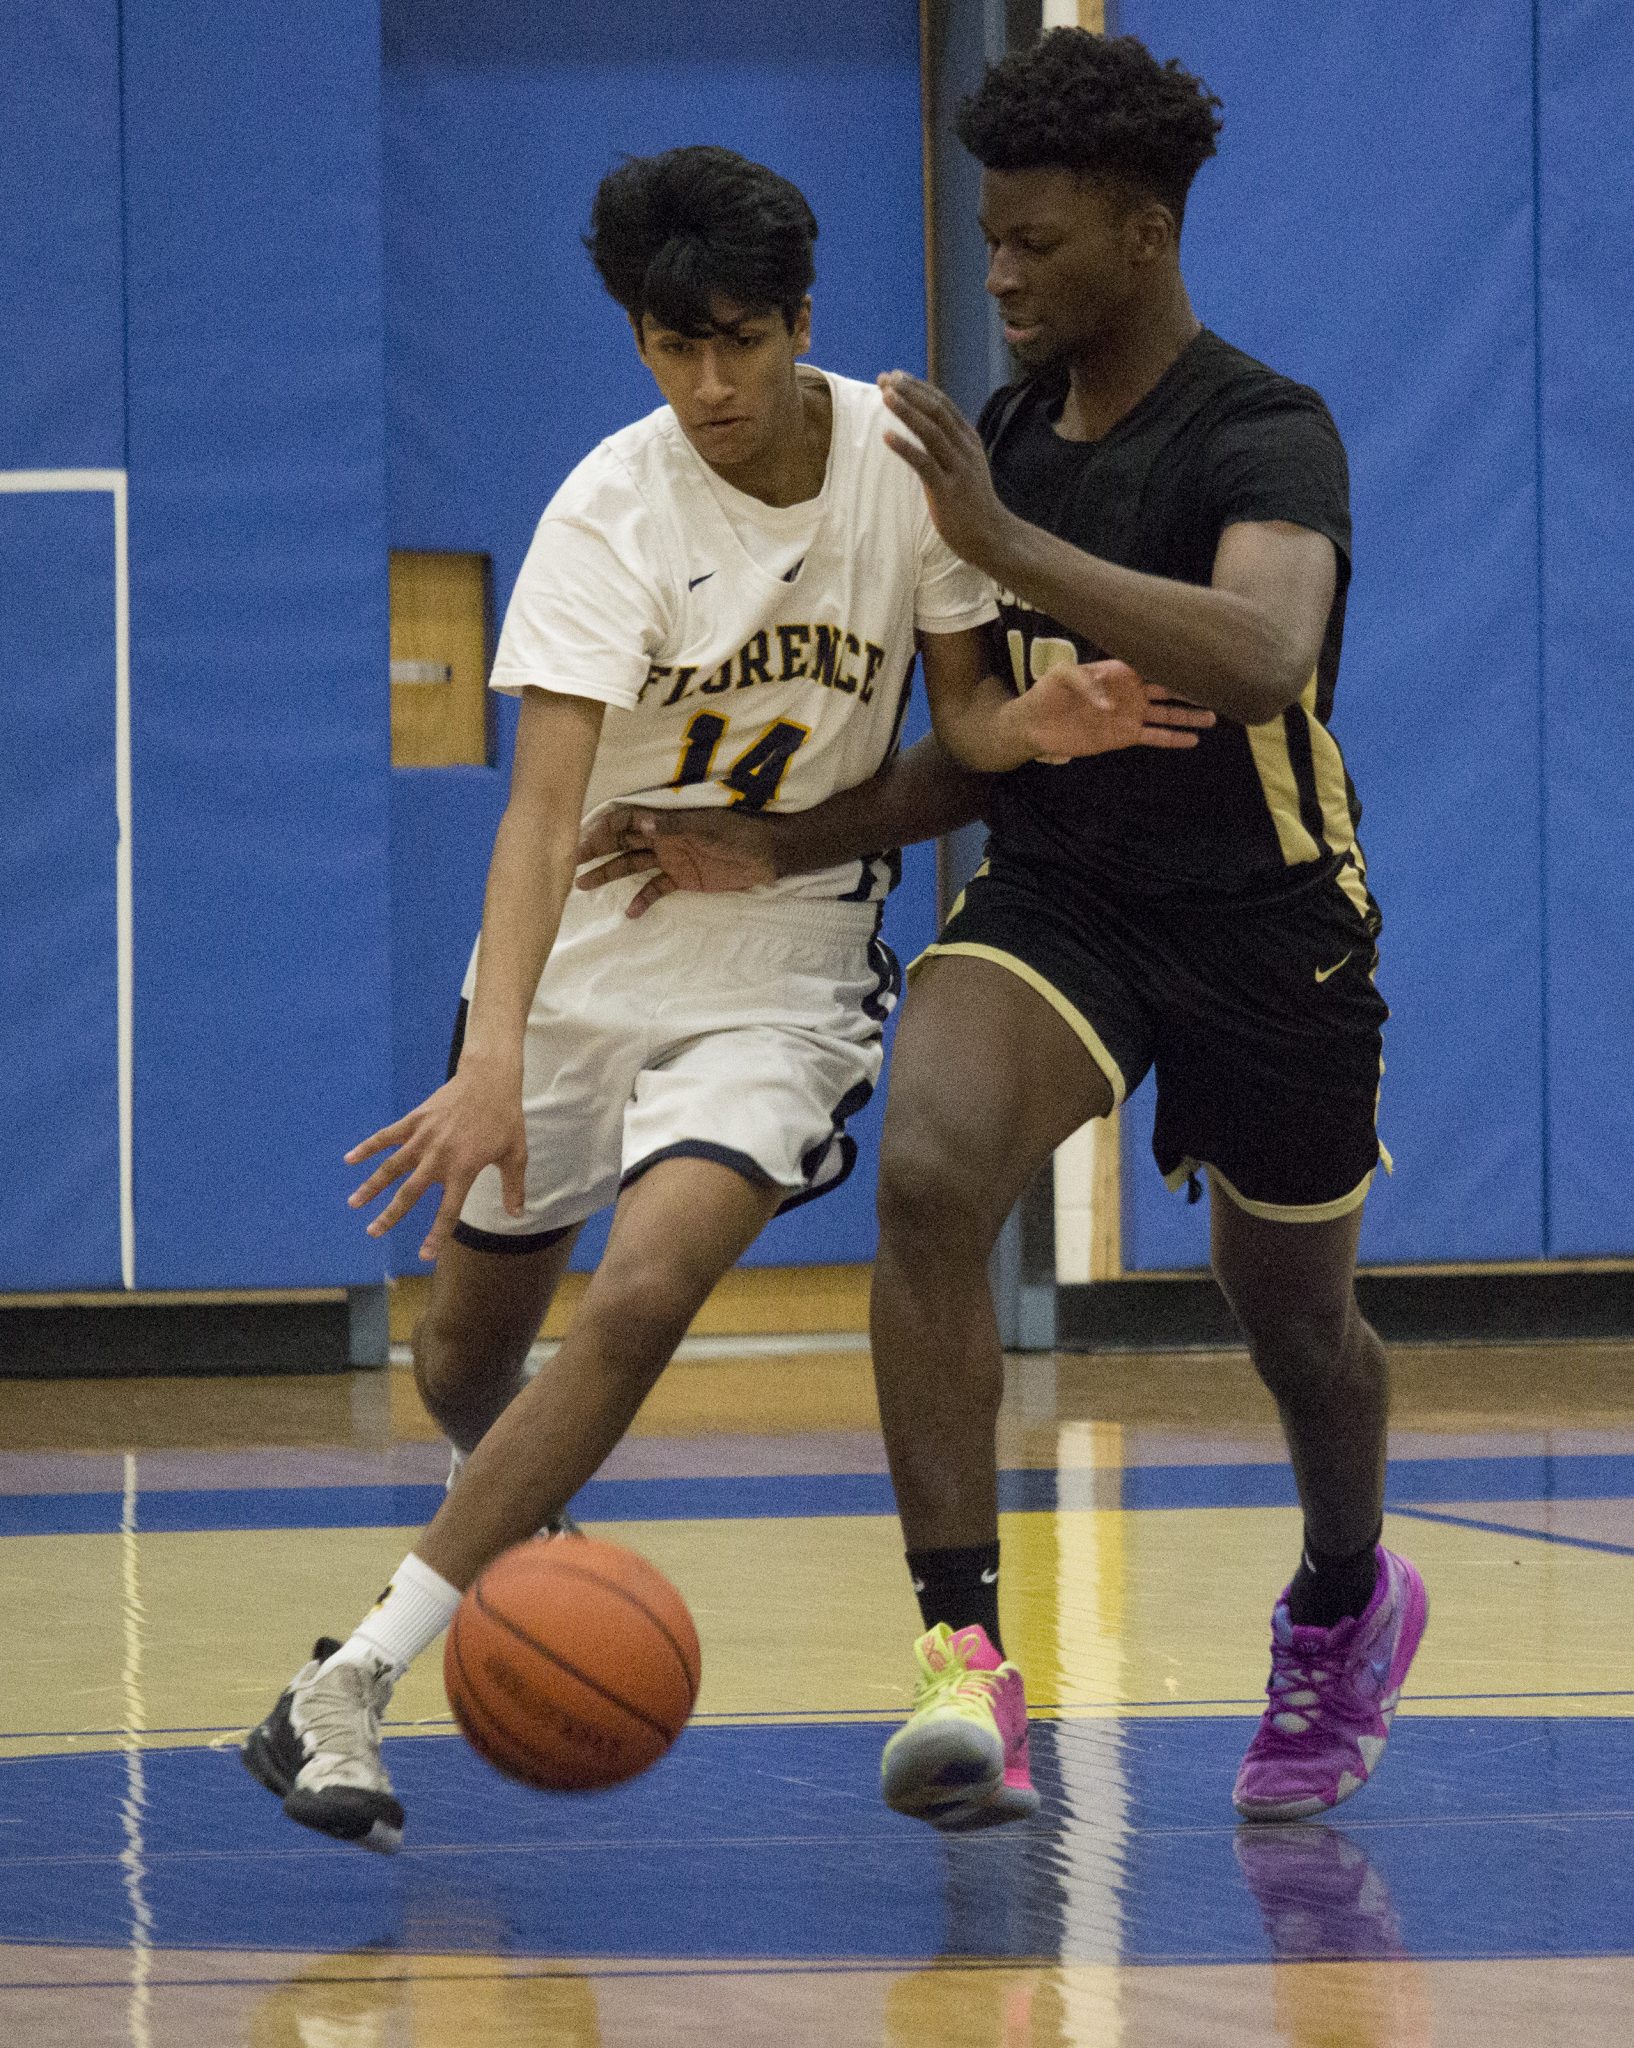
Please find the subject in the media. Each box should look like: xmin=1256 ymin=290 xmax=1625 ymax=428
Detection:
xmin=489 ymin=369 xmax=997 ymax=900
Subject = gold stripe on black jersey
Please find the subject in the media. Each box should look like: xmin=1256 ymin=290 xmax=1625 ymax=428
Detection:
xmin=1283 ymin=693 xmax=1331 ymax=855
xmin=1244 ymin=671 xmax=1362 ymax=874
xmin=1334 ymin=852 xmax=1372 ymax=920
xmin=1302 ymin=675 xmax=1359 ymax=856
xmin=1244 ymin=700 xmax=1323 ymax=865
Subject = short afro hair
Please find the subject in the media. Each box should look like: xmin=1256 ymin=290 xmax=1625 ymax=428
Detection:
xmin=586 ymin=146 xmax=818 ymax=336
xmin=956 ymin=29 xmax=1222 ymax=226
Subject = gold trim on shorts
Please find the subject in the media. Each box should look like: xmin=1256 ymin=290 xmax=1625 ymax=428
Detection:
xmin=1163 ymin=1156 xmax=1389 ymax=1225
xmin=910 ymin=940 xmax=1128 ymax=1109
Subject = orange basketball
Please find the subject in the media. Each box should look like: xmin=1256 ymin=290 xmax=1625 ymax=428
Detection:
xmin=444 ymin=1535 xmax=700 ymax=1792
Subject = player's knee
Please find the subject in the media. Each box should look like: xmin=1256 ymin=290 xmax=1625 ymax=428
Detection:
xmin=1235 ymin=1302 xmax=1357 ymax=1400
xmin=575 ymin=1264 xmax=699 ymax=1377
xmin=875 ymin=1121 xmax=998 ymax=1256
xmin=411 ymin=1304 xmax=525 ymax=1424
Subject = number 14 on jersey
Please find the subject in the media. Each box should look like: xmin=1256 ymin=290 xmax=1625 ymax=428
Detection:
xmin=672 ymin=711 xmax=812 ymax=810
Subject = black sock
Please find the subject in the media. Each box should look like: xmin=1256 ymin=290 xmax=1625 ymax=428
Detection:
xmin=906 ymin=1542 xmax=1003 ymax=1655
xmin=1286 ymin=1526 xmax=1382 ymax=1629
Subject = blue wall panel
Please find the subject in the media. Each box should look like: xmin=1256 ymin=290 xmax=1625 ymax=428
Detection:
xmin=0 ymin=3 xmax=124 ymax=471
xmin=121 ymin=2 xmax=392 ymax=1286
xmin=0 ymin=6 xmax=126 ymax=1285
xmin=381 ymin=0 xmax=932 ymax=1269
xmin=0 ymin=496 xmax=122 ymax=1285
xmin=1538 ymin=1 xmax=1634 ymax=1255
xmin=1118 ymin=3 xmax=1544 ymax=1270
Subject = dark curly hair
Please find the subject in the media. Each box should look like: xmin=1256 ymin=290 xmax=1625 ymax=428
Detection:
xmin=956 ymin=29 xmax=1222 ymax=226
xmin=586 ymin=146 xmax=818 ymax=336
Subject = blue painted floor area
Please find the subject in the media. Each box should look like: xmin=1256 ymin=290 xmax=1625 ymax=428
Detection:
xmin=7 ymin=1449 xmax=1634 ymax=1536
xmin=3 ymin=1717 xmax=1630 ymax=1965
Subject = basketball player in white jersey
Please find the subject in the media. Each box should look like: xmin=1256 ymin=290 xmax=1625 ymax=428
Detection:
xmin=241 ymin=146 xmax=1211 ymax=1852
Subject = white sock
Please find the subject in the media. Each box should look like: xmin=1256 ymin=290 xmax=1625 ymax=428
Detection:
xmin=325 ymin=1552 xmax=463 ymax=1681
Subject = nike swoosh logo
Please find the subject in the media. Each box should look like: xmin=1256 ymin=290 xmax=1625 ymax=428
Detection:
xmin=1314 ymin=951 xmax=1352 ymax=984
xmin=980 ymin=1568 xmax=998 ymax=1585
xmin=688 ymin=571 xmax=715 ymax=590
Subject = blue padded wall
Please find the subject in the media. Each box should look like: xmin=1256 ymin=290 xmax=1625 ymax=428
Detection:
xmin=0 ymin=2 xmax=125 ymax=473
xmin=0 ymin=5 xmax=126 ymax=1286
xmin=121 ymin=2 xmax=392 ymax=1286
xmin=1116 ymin=3 xmax=1545 ymax=1270
xmin=1538 ymin=1 xmax=1634 ymax=1255
xmin=0 ymin=497 xmax=123 ymax=1285
xmin=381 ymin=0 xmax=932 ymax=1269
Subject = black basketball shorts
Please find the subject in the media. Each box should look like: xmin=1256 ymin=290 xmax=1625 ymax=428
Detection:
xmin=918 ymin=854 xmax=1391 ymax=1222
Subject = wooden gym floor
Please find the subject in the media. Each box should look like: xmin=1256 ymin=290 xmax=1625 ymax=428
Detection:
xmin=1 ymin=1307 xmax=1631 ymax=2046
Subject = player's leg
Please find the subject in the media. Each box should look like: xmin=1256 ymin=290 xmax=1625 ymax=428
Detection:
xmin=412 ymin=985 xmax=600 ymax=1478
xmin=242 ymin=907 xmax=644 ymax=1852
xmin=241 ymin=1217 xmax=582 ymax=1855
xmin=415 ymin=1155 xmax=781 ymax=1585
xmin=872 ymin=952 xmax=1115 ymax=1828
xmin=1212 ymin=1187 xmax=1425 ymax=1822
xmin=242 ymin=1248 xmax=588 ymax=1856
xmin=874 ymin=954 xmax=1113 ymax=1554
xmin=1179 ymin=869 xmax=1424 ymax=1821
xmin=410 ymin=1227 xmax=580 ymax=1460
xmin=1210 ymin=1194 xmax=1387 ymax=1567
xmin=243 ymin=1155 xmax=780 ymax=1853
xmin=404 ymin=945 xmax=886 ymax=1575
xmin=243 ymin=897 xmax=880 ymax=1851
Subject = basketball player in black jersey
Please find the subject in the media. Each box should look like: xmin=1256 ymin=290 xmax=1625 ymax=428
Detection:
xmin=578 ymin=29 xmax=1426 ymax=1828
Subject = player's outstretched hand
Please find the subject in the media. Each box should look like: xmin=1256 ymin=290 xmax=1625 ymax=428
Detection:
xmin=576 ymin=806 xmax=778 ymax=919
xmin=877 ymin=369 xmax=1009 ymax=568
xmin=1021 ymin=659 xmax=1215 ymax=765
xmin=344 ymin=1068 xmax=528 ymax=1264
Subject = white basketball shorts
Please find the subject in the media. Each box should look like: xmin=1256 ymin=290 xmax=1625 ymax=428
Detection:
xmin=452 ymin=885 xmax=899 ymax=1252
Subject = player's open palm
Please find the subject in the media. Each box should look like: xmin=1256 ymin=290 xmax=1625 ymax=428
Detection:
xmin=576 ymin=805 xmax=778 ymax=918
xmin=345 ymin=1068 xmax=528 ymax=1263
xmin=1023 ymin=658 xmax=1214 ymax=764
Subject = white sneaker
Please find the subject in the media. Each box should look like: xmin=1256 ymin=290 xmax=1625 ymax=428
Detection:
xmin=241 ymin=1639 xmax=404 ymax=1854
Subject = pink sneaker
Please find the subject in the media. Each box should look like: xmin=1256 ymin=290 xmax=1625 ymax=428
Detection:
xmin=1234 ymin=1546 xmax=1427 ymax=1822
xmin=881 ymin=1623 xmax=1039 ymax=1832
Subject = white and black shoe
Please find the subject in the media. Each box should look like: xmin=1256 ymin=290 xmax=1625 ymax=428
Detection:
xmin=241 ymin=1638 xmax=405 ymax=1854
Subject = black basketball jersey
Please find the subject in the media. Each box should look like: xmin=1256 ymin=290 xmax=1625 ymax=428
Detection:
xmin=979 ymin=328 xmax=1358 ymax=897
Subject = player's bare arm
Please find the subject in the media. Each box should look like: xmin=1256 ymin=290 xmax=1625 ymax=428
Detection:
xmin=919 ymin=625 xmax=1214 ymax=774
xmin=345 ymin=689 xmax=605 ymax=1259
xmin=577 ymin=643 xmax=1212 ymax=915
xmin=879 ymin=368 xmax=1335 ymax=726
xmin=576 ymin=801 xmax=781 ymax=918
xmin=576 ymin=731 xmax=989 ymax=917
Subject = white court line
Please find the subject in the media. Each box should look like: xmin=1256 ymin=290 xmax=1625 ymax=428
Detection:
xmin=0 ymin=469 xmax=134 ymax=1287
xmin=118 ymin=1453 xmax=153 ymax=2048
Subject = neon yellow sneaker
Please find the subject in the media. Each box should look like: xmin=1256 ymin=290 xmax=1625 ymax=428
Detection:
xmin=881 ymin=1623 xmax=1039 ymax=1831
